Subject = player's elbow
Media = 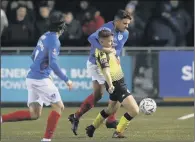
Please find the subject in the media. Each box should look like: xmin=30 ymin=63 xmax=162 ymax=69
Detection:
xmin=88 ymin=34 xmax=96 ymax=43
xmin=49 ymin=61 xmax=57 ymax=70
xmin=87 ymin=35 xmax=92 ymax=43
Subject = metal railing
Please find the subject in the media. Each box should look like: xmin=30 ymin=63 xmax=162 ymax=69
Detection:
xmin=1 ymin=46 xmax=194 ymax=55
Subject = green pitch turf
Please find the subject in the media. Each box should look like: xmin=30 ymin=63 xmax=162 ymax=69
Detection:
xmin=1 ymin=107 xmax=194 ymax=142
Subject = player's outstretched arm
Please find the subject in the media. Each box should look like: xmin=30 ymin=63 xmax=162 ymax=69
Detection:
xmin=88 ymin=32 xmax=103 ymax=49
xmin=49 ymin=48 xmax=73 ymax=90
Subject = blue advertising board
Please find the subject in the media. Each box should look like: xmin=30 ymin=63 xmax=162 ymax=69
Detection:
xmin=159 ymin=51 xmax=194 ymax=98
xmin=1 ymin=56 xmax=132 ymax=103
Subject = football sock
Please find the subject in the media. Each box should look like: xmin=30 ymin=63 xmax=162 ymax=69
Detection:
xmin=116 ymin=113 xmax=133 ymax=133
xmin=93 ymin=110 xmax=109 ymax=129
xmin=75 ymin=94 xmax=94 ymax=119
xmin=43 ymin=111 xmax=60 ymax=139
xmin=2 ymin=110 xmax=31 ymax=122
xmin=106 ymin=113 xmax=117 ymax=123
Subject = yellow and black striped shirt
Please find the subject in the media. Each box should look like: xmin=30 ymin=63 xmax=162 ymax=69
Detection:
xmin=95 ymin=48 xmax=124 ymax=81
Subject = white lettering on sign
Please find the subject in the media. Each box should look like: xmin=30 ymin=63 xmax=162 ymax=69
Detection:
xmin=181 ymin=61 xmax=194 ymax=81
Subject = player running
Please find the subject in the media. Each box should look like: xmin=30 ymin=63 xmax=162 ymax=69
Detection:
xmin=1 ymin=11 xmax=73 ymax=142
xmin=68 ymin=10 xmax=132 ymax=135
xmin=86 ymin=29 xmax=139 ymax=138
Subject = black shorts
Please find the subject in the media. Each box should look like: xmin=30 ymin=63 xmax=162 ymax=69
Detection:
xmin=105 ymin=78 xmax=131 ymax=103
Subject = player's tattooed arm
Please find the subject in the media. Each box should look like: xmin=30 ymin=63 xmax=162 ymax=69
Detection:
xmin=102 ymin=67 xmax=115 ymax=94
xmin=102 ymin=67 xmax=112 ymax=86
xmin=99 ymin=53 xmax=114 ymax=93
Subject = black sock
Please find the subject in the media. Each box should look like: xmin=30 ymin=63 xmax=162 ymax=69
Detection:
xmin=100 ymin=110 xmax=109 ymax=119
xmin=124 ymin=112 xmax=133 ymax=121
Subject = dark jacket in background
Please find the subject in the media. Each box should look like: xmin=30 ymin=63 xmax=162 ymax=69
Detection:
xmin=170 ymin=8 xmax=192 ymax=46
xmin=2 ymin=19 xmax=34 ymax=45
xmin=35 ymin=17 xmax=49 ymax=40
xmin=144 ymin=15 xmax=177 ymax=46
xmin=127 ymin=12 xmax=146 ymax=46
xmin=61 ymin=19 xmax=82 ymax=40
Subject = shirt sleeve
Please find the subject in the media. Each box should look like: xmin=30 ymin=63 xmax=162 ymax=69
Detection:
xmin=88 ymin=27 xmax=112 ymax=50
xmin=48 ymin=39 xmax=69 ymax=82
xmin=97 ymin=51 xmax=110 ymax=69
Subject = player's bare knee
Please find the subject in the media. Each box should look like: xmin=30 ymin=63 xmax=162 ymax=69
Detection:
xmin=129 ymin=105 xmax=139 ymax=117
xmin=93 ymin=83 xmax=104 ymax=102
xmin=29 ymin=103 xmax=42 ymax=120
xmin=134 ymin=105 xmax=139 ymax=116
xmin=30 ymin=111 xmax=41 ymax=120
xmin=93 ymin=90 xmax=103 ymax=103
xmin=52 ymin=102 xmax=64 ymax=115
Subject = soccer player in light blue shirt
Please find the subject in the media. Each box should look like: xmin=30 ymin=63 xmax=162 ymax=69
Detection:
xmin=1 ymin=11 xmax=73 ymax=142
xmin=68 ymin=10 xmax=132 ymax=136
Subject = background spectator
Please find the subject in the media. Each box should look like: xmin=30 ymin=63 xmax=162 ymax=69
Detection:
xmin=1 ymin=9 xmax=8 ymax=36
xmin=0 ymin=0 xmax=193 ymax=47
xmin=82 ymin=8 xmax=104 ymax=37
xmin=82 ymin=11 xmax=97 ymax=36
xmin=2 ymin=5 xmax=34 ymax=45
xmin=168 ymin=0 xmax=192 ymax=46
xmin=93 ymin=10 xmax=105 ymax=29
xmin=76 ymin=0 xmax=97 ymax=25
xmin=144 ymin=2 xmax=177 ymax=46
xmin=125 ymin=1 xmax=146 ymax=46
xmin=1 ymin=0 xmax=9 ymax=12
xmin=8 ymin=0 xmax=35 ymax=23
xmin=60 ymin=12 xmax=82 ymax=43
xmin=47 ymin=0 xmax=56 ymax=11
xmin=35 ymin=3 xmax=50 ymax=40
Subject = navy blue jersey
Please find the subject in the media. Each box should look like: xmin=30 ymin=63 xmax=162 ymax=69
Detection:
xmin=27 ymin=32 xmax=69 ymax=82
xmin=88 ymin=21 xmax=129 ymax=64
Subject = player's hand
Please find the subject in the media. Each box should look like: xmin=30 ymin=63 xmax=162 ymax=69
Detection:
xmin=108 ymin=85 xmax=115 ymax=94
xmin=66 ymin=80 xmax=73 ymax=91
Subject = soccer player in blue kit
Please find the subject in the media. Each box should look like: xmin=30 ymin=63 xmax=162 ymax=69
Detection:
xmin=1 ymin=11 xmax=73 ymax=142
xmin=68 ymin=10 xmax=132 ymax=135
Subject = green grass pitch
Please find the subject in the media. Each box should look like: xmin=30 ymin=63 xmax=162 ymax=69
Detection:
xmin=1 ymin=107 xmax=194 ymax=142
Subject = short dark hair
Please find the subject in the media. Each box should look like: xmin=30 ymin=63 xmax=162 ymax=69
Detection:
xmin=114 ymin=9 xmax=132 ymax=20
xmin=49 ymin=11 xmax=67 ymax=32
xmin=98 ymin=30 xmax=113 ymax=38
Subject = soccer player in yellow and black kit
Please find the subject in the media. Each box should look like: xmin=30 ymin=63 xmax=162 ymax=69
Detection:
xmin=86 ymin=30 xmax=139 ymax=138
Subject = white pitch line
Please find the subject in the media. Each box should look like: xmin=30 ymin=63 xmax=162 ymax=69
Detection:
xmin=178 ymin=113 xmax=194 ymax=120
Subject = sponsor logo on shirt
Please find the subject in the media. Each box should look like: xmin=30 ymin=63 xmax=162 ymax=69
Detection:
xmin=118 ymin=34 xmax=123 ymax=41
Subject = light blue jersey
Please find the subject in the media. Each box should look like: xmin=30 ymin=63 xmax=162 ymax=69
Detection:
xmin=88 ymin=21 xmax=129 ymax=64
xmin=27 ymin=32 xmax=69 ymax=82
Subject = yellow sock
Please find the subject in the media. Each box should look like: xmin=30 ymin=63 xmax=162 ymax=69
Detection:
xmin=116 ymin=116 xmax=130 ymax=133
xmin=93 ymin=113 xmax=105 ymax=129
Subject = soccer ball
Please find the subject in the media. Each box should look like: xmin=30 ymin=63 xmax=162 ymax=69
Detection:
xmin=139 ymin=98 xmax=157 ymax=115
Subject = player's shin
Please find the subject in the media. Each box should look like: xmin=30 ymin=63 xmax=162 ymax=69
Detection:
xmin=2 ymin=110 xmax=32 ymax=122
xmin=116 ymin=113 xmax=133 ymax=133
xmin=93 ymin=109 xmax=109 ymax=128
xmin=75 ymin=93 xmax=94 ymax=119
xmin=43 ymin=111 xmax=61 ymax=140
xmin=116 ymin=95 xmax=139 ymax=133
xmin=106 ymin=100 xmax=117 ymax=122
